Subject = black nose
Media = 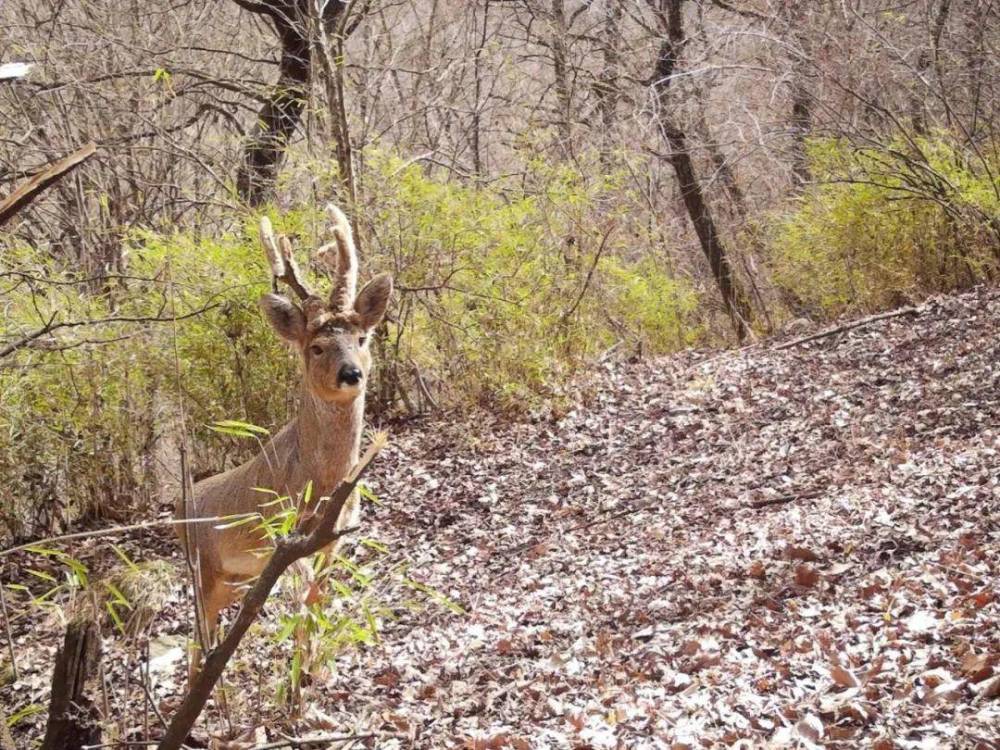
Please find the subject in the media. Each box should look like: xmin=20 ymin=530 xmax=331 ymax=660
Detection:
xmin=338 ymin=364 xmax=362 ymax=386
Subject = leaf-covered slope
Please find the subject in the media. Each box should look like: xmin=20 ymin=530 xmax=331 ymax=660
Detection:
xmin=350 ymin=287 xmax=1000 ymax=748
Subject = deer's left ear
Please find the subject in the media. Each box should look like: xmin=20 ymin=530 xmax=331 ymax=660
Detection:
xmin=354 ymin=274 xmax=393 ymax=329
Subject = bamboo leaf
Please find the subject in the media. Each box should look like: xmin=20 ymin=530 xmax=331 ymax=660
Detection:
xmin=208 ymin=419 xmax=270 ymax=438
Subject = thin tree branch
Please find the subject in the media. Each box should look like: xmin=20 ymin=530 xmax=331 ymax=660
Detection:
xmin=0 ymin=515 xmax=259 ymax=559
xmin=560 ymin=223 xmax=616 ymax=324
xmin=157 ymin=434 xmax=387 ymax=750
xmin=251 ymin=733 xmax=377 ymax=750
xmin=0 ymin=142 xmax=97 ymax=226
xmin=0 ymin=303 xmax=220 ymax=360
xmin=774 ymin=305 xmax=924 ymax=351
xmin=709 ymin=0 xmax=767 ymax=22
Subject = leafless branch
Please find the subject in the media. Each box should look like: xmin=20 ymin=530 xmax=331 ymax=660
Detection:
xmin=0 ymin=303 xmax=221 ymax=360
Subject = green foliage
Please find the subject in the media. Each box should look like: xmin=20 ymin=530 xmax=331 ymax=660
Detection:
xmin=271 ymin=544 xmax=462 ymax=713
xmin=127 ymin=227 xmax=299 ymax=433
xmin=0 ymin=231 xmax=296 ymax=537
xmin=10 ymin=546 xmax=90 ymax=615
xmin=208 ymin=419 xmax=271 ymax=438
xmin=361 ymin=149 xmax=702 ymax=408
xmin=602 ymin=256 xmax=702 ymax=351
xmin=769 ymin=133 xmax=1000 ymax=315
xmin=5 ymin=703 xmax=44 ymax=728
xmin=1 ymin=543 xmax=167 ymax=637
xmin=1 ymin=150 xmax=701 ymax=537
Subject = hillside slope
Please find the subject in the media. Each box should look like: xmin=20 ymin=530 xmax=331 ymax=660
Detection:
xmin=4 ymin=288 xmax=999 ymax=748
xmin=348 ymin=287 xmax=1000 ymax=748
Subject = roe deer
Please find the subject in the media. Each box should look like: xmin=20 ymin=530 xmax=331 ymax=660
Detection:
xmin=175 ymin=204 xmax=392 ymax=649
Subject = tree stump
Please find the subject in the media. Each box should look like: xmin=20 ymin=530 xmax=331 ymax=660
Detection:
xmin=41 ymin=616 xmax=102 ymax=750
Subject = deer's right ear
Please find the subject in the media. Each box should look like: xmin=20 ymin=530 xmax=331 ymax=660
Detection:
xmin=259 ymin=293 xmax=306 ymax=343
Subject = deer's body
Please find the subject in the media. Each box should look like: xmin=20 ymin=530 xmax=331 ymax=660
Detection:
xmin=175 ymin=205 xmax=391 ymax=652
xmin=176 ymin=391 xmax=363 ymax=631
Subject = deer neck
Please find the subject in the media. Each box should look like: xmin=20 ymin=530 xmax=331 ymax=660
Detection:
xmin=294 ymin=386 xmax=364 ymax=495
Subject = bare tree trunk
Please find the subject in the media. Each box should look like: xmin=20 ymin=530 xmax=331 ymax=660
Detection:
xmin=790 ymin=82 xmax=812 ymax=187
xmin=930 ymin=0 xmax=952 ymax=126
xmin=235 ymin=4 xmax=310 ymax=206
xmin=962 ymin=1 xmax=989 ymax=138
xmin=472 ymin=0 xmax=491 ymax=177
xmin=660 ymin=120 xmax=750 ymax=339
xmin=234 ymin=0 xmax=349 ymax=206
xmin=596 ymin=1 xmax=622 ymax=170
xmin=595 ymin=3 xmax=622 ymax=171
xmin=652 ymin=0 xmax=750 ymax=340
xmin=549 ymin=0 xmax=573 ymax=157
xmin=314 ymin=4 xmax=360 ymax=211
xmin=694 ymin=105 xmax=747 ymax=223
xmin=785 ymin=1 xmax=813 ymax=188
xmin=910 ymin=0 xmax=951 ymax=133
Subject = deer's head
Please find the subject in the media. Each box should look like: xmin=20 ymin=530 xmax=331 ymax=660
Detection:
xmin=258 ymin=205 xmax=392 ymax=404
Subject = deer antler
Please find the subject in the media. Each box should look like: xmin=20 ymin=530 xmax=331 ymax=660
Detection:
xmin=318 ymin=203 xmax=357 ymax=312
xmin=259 ymin=216 xmax=314 ymax=301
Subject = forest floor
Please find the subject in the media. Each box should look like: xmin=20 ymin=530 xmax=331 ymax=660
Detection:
xmin=4 ymin=286 xmax=1000 ymax=749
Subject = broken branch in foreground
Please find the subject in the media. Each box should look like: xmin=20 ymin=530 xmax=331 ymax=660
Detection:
xmin=157 ymin=433 xmax=387 ymax=750
xmin=0 ymin=142 xmax=97 ymax=226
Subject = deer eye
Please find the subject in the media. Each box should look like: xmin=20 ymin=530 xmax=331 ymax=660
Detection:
xmin=358 ymin=335 xmax=367 ymax=346
xmin=309 ymin=344 xmax=323 ymax=356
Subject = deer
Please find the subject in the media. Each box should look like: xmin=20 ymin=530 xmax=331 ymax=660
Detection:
xmin=174 ymin=204 xmax=392 ymax=659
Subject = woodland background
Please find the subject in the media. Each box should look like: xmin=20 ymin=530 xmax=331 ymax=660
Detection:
xmin=1 ymin=0 xmax=998 ymax=543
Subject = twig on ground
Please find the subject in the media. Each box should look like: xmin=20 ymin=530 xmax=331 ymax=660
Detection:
xmin=774 ymin=305 xmax=922 ymax=350
xmin=747 ymin=489 xmax=824 ymax=509
xmin=507 ymin=481 xmax=825 ymax=561
xmin=598 ymin=339 xmax=624 ymax=362
xmin=140 ymin=645 xmax=168 ymax=730
xmin=83 ymin=743 xmax=188 ymax=749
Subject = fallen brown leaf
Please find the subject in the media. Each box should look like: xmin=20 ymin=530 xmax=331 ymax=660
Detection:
xmin=795 ymin=564 xmax=821 ymax=588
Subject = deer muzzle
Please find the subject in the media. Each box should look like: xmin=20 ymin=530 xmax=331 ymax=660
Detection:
xmin=337 ymin=364 xmax=363 ymax=386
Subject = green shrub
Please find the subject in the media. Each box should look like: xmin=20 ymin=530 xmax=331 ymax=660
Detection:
xmin=1 ymin=150 xmax=701 ymax=537
xmin=359 ymin=150 xmax=702 ymax=407
xmin=768 ymin=133 xmax=1000 ymax=315
xmin=0 ymin=229 xmax=295 ymax=537
xmin=602 ymin=256 xmax=702 ymax=351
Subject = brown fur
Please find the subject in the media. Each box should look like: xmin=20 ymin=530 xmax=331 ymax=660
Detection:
xmin=175 ymin=207 xmax=392 ymax=655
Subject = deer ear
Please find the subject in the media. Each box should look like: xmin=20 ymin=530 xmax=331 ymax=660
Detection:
xmin=354 ymin=274 xmax=393 ymax=329
xmin=259 ymin=293 xmax=306 ymax=343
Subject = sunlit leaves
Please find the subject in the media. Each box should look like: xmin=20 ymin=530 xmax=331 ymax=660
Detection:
xmin=208 ymin=419 xmax=270 ymax=439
